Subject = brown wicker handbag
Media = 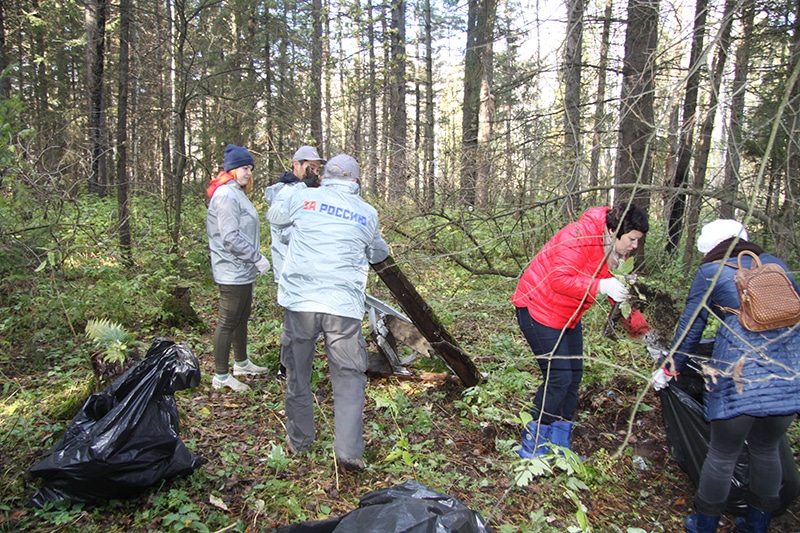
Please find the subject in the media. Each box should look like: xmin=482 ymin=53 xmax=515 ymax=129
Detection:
xmin=718 ymin=250 xmax=800 ymax=332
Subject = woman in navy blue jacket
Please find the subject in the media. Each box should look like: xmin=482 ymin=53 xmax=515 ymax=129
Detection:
xmin=652 ymin=219 xmax=800 ymax=533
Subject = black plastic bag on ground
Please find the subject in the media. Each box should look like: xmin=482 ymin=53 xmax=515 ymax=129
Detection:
xmin=659 ymin=342 xmax=800 ymax=516
xmin=27 ymin=338 xmax=204 ymax=507
xmin=272 ymin=480 xmax=494 ymax=533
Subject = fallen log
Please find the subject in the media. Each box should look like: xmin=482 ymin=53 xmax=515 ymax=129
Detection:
xmin=370 ymin=256 xmax=482 ymax=387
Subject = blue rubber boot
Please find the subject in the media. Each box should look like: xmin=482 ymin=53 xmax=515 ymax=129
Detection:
xmin=516 ymin=421 xmax=550 ymax=458
xmin=549 ymin=420 xmax=586 ymax=460
xmin=549 ymin=420 xmax=574 ymax=450
xmin=733 ymin=506 xmax=772 ymax=533
xmin=684 ymin=513 xmax=719 ymax=533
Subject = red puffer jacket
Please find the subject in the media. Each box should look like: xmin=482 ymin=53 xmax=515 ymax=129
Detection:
xmin=512 ymin=207 xmax=611 ymax=329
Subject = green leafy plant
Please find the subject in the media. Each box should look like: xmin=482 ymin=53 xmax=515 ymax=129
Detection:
xmin=162 ymin=504 xmax=209 ymax=532
xmin=84 ymin=318 xmax=142 ymax=365
xmin=610 ymin=257 xmax=646 ymax=318
xmin=32 ymin=500 xmax=86 ymax=527
xmin=265 ymin=442 xmax=291 ymax=473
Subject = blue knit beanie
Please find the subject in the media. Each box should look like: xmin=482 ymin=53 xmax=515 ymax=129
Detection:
xmin=223 ymin=144 xmax=255 ymax=171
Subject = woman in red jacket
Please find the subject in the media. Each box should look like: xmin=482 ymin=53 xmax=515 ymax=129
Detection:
xmin=511 ymin=203 xmax=649 ymax=457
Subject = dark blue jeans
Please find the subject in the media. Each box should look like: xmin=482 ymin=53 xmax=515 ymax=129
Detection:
xmin=695 ymin=414 xmax=795 ymax=515
xmin=516 ymin=307 xmax=583 ymax=425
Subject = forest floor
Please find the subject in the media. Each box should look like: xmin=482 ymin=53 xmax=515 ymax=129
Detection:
xmin=4 ymin=282 xmax=800 ymax=532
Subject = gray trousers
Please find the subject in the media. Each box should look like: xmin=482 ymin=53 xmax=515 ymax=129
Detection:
xmin=281 ymin=310 xmax=367 ymax=461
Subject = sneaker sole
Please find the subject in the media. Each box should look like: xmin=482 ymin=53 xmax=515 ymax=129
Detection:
xmin=232 ymin=370 xmax=269 ymax=377
xmin=212 ymin=380 xmax=250 ymax=392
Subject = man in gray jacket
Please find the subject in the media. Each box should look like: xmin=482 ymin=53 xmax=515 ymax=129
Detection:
xmin=266 ymin=154 xmax=389 ymax=471
xmin=264 ymin=145 xmax=326 ymax=381
xmin=263 ymin=145 xmax=326 ymax=283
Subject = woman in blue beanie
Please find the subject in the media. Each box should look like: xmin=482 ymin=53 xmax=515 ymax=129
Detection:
xmin=206 ymin=144 xmax=271 ymax=392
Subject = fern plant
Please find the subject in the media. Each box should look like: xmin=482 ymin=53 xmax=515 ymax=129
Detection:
xmin=85 ymin=318 xmax=141 ymax=364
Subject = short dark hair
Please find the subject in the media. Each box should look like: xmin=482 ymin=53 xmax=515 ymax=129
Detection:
xmin=606 ymin=203 xmax=649 ymax=238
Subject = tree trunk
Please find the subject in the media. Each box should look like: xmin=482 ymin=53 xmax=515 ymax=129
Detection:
xmin=117 ymin=0 xmax=132 ymax=265
xmin=589 ymin=0 xmax=613 ymax=207
xmin=168 ymin=0 xmax=186 ymax=252
xmin=379 ymin=6 xmax=390 ymax=199
xmin=683 ymin=0 xmax=737 ymax=269
xmin=423 ymin=0 xmax=435 ymax=208
xmin=0 ymin=0 xmax=10 ymax=100
xmin=86 ymin=0 xmax=108 ymax=196
xmin=388 ymin=0 xmax=406 ymax=200
xmin=367 ymin=0 xmax=379 ymax=197
xmin=720 ymin=0 xmax=754 ymax=219
xmin=461 ymin=0 xmax=496 ymax=207
xmin=563 ymin=0 xmax=584 ymax=217
xmin=665 ymin=0 xmax=708 ymax=253
xmin=461 ymin=0 xmax=480 ymax=206
xmin=615 ymin=0 xmax=659 ymax=196
xmin=615 ymin=0 xmax=659 ymax=262
xmin=311 ymin=0 xmax=324 ymax=149
xmin=777 ymin=0 xmax=800 ymax=257
xmin=476 ymin=0 xmax=495 ymax=206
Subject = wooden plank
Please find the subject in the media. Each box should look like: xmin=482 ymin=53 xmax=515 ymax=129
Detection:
xmin=370 ymin=256 xmax=482 ymax=387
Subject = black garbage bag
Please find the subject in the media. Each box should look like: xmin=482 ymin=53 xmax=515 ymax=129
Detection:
xmin=659 ymin=342 xmax=800 ymax=516
xmin=27 ymin=338 xmax=205 ymax=507
xmin=273 ymin=480 xmax=494 ymax=533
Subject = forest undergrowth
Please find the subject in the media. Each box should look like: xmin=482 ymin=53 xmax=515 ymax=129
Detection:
xmin=1 ymin=195 xmax=799 ymax=533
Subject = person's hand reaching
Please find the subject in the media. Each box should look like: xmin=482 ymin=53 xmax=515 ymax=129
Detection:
xmin=598 ymin=277 xmax=629 ymax=303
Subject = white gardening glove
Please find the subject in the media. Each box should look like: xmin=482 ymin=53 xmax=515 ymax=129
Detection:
xmin=598 ymin=277 xmax=629 ymax=303
xmin=255 ymin=256 xmax=271 ymax=274
xmin=650 ymin=367 xmax=672 ymax=391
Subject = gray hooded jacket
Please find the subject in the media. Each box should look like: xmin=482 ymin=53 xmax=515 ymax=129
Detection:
xmin=207 ymin=180 xmax=265 ymax=285
xmin=266 ymin=179 xmax=389 ymax=320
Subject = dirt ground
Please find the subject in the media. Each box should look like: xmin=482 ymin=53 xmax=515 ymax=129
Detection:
xmin=171 ymin=367 xmax=800 ymax=532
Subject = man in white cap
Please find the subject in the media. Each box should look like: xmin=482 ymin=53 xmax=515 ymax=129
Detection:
xmin=264 ymin=146 xmax=327 ymax=380
xmin=264 ymin=145 xmax=327 ymax=282
xmin=267 ymin=154 xmax=390 ymax=472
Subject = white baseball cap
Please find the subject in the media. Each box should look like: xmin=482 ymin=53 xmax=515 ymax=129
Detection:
xmin=292 ymin=145 xmax=326 ymax=163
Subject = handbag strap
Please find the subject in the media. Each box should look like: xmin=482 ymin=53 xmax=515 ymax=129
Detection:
xmin=736 ymin=249 xmax=762 ymax=269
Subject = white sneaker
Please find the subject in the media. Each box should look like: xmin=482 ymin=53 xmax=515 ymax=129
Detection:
xmin=232 ymin=359 xmax=269 ymax=377
xmin=212 ymin=374 xmax=250 ymax=392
